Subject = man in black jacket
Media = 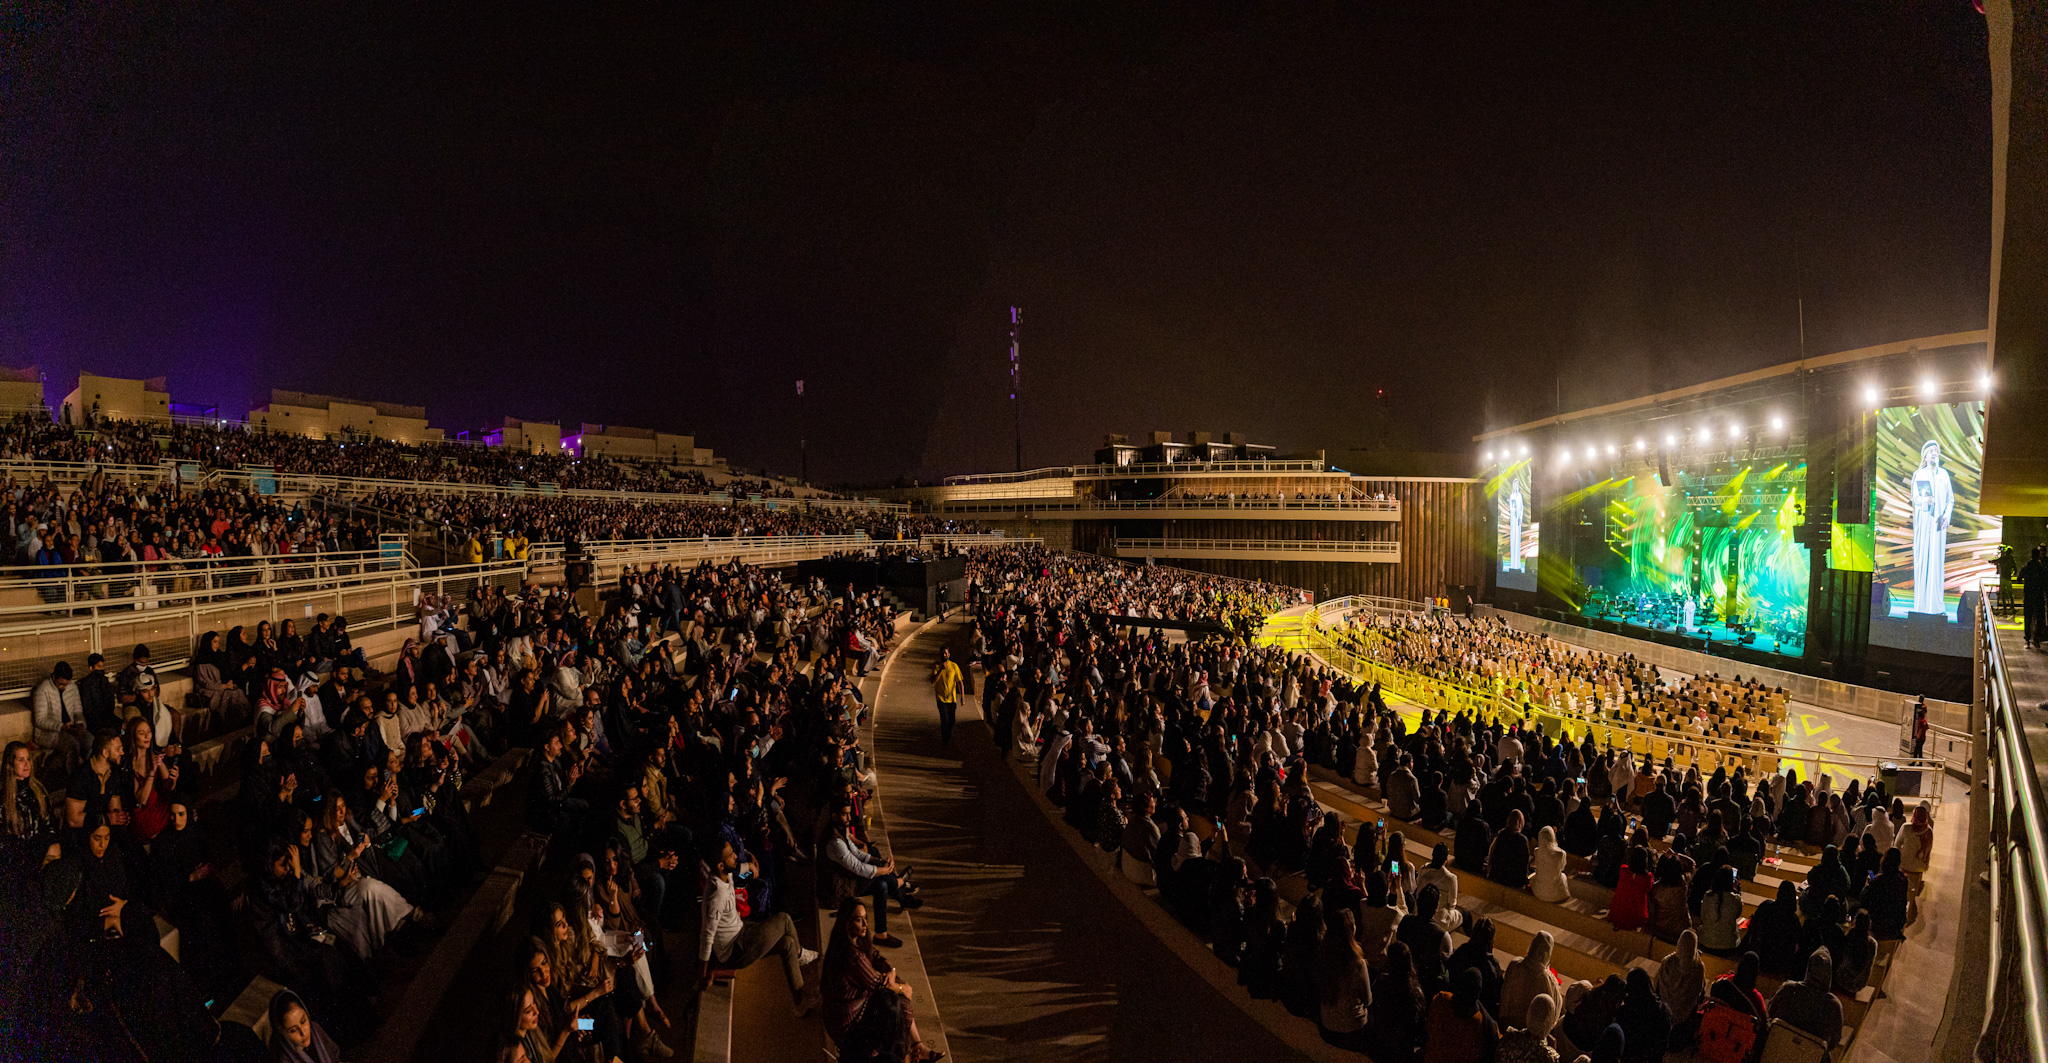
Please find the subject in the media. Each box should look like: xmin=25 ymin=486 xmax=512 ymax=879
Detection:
xmin=77 ymin=652 xmax=120 ymax=733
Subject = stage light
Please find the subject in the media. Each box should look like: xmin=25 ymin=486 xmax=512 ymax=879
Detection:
xmin=1483 ymin=450 xmax=1494 ymax=462
xmin=1982 ymin=370 xmax=1995 ymax=391
xmin=1517 ymin=445 xmax=1528 ymax=457
xmin=1769 ymin=414 xmax=1785 ymax=433
xmin=1920 ymin=377 xmax=1939 ymax=400
xmin=1606 ymin=443 xmax=1617 ymax=456
xmin=1863 ymin=385 xmax=1880 ymax=407
xmin=1663 ymin=432 xmax=1676 ymax=447
xmin=1698 ymin=425 xmax=1713 ymax=443
xmin=1635 ymin=438 xmax=1647 ymax=452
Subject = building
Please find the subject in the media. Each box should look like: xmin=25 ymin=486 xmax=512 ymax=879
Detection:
xmin=889 ymin=446 xmax=1483 ymax=606
xmin=0 ymin=366 xmax=43 ymax=413
xmin=247 ymin=390 xmax=443 ymax=444
xmin=61 ymin=373 xmax=170 ymax=425
xmin=480 ymin=416 xmax=562 ymax=453
xmin=562 ymin=423 xmax=714 ymax=465
xmin=1093 ymin=430 xmax=1278 ymax=466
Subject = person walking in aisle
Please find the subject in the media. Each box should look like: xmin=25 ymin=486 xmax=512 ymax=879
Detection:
xmin=931 ymin=646 xmax=963 ymax=746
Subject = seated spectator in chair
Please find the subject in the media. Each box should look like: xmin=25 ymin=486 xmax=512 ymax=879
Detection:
xmin=32 ymin=662 xmax=89 ymax=779
xmin=1768 ymin=946 xmax=1843 ymax=1059
xmin=1696 ymin=866 xmax=1744 ymax=955
xmin=1425 ymin=967 xmax=1500 ymax=1063
xmin=698 ymin=839 xmax=819 ymax=1015
xmin=1487 ymin=809 xmax=1532 ymax=888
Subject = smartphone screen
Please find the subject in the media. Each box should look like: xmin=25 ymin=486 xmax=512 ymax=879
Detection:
xmin=412 ymin=807 xmax=426 ymax=817
xmin=1389 ymin=861 xmax=1401 ymax=874
xmin=577 ymin=1017 xmax=595 ymax=1032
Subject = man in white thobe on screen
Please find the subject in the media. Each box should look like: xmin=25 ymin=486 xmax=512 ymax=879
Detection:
xmin=1507 ymin=484 xmax=1525 ymax=571
xmin=1911 ymin=439 xmax=1954 ymax=616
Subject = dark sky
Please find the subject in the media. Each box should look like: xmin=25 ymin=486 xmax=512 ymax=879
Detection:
xmin=2 ymin=3 xmax=1992 ymax=484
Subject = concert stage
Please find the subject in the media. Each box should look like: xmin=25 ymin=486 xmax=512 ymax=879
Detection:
xmin=1476 ymin=333 xmax=1997 ymax=701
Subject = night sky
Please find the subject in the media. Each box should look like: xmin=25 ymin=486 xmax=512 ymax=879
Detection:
xmin=2 ymin=3 xmax=1992 ymax=484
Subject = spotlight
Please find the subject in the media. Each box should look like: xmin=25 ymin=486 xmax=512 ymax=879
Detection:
xmin=1518 ymin=445 xmax=1528 ymax=457
xmin=1635 ymin=439 xmax=1647 ymax=452
xmin=1698 ymin=426 xmax=1713 ymax=443
xmin=1606 ymin=443 xmax=1617 ymax=456
xmin=1769 ymin=414 xmax=1785 ymax=433
xmin=1982 ymin=370 xmax=1995 ymax=391
xmin=1484 ymin=450 xmax=1494 ymax=462
xmin=1863 ymin=385 xmax=1880 ymax=407
xmin=1663 ymin=432 xmax=1677 ymax=447
xmin=1920 ymin=377 xmax=1939 ymax=401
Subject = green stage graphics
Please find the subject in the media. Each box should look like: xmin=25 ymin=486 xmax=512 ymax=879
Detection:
xmin=1582 ymin=457 xmax=1809 ymax=654
xmin=1874 ymin=400 xmax=1999 ymax=622
xmin=1491 ymin=459 xmax=1538 ymax=592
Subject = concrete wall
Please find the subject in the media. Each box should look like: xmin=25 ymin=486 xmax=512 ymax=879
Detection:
xmin=63 ymin=374 xmax=170 ymax=424
xmin=249 ymin=399 xmax=444 ymax=444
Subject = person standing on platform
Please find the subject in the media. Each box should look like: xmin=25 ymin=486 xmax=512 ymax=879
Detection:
xmin=2024 ymin=545 xmax=2048 ymax=649
xmin=930 ymin=646 xmax=963 ymax=746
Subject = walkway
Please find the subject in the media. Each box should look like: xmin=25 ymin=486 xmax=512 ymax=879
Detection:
xmin=869 ymin=617 xmax=1309 ymax=1063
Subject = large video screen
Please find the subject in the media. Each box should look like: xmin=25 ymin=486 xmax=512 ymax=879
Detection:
xmin=1586 ymin=461 xmax=1810 ymax=654
xmin=1491 ymin=460 xmax=1538 ymax=592
xmin=1874 ymin=400 xmax=1999 ymax=622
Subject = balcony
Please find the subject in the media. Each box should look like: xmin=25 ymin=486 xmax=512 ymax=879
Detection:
xmin=933 ymin=497 xmax=1400 ymax=521
xmin=1111 ymin=537 xmax=1400 ymax=562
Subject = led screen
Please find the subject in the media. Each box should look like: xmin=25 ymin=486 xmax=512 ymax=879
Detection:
xmin=1873 ymin=400 xmax=1999 ymax=622
xmin=1491 ymin=460 xmax=1538 ymax=592
xmin=1588 ymin=460 xmax=1809 ymax=652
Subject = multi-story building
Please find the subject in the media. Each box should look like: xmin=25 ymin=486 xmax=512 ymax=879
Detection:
xmin=893 ymin=432 xmax=1485 ymax=604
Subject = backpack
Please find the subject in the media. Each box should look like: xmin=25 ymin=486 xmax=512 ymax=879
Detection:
xmin=1696 ymin=1000 xmax=1761 ymax=1063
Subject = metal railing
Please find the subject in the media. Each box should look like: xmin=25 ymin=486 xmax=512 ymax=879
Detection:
xmin=1977 ymin=592 xmax=2048 ymax=1062
xmin=0 ymin=459 xmax=910 ymax=514
xmin=1312 ymin=593 xmax=1430 ymax=618
xmin=919 ymin=534 xmax=1042 ymax=550
xmin=933 ymin=497 xmax=1400 ymax=518
xmin=1302 ymin=605 xmax=1950 ymax=794
xmin=527 ymin=533 xmax=874 ymax=581
xmin=0 ymin=557 xmax=526 ymax=698
xmin=943 ymin=458 xmax=1332 ymax=485
xmin=0 ymin=548 xmax=402 ymax=607
xmin=1114 ymin=537 xmax=1401 ymax=560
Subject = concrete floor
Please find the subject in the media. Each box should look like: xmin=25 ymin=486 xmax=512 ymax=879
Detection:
xmin=868 ymin=617 xmax=1311 ymax=1063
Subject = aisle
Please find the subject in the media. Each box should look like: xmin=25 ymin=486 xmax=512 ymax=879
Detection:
xmin=868 ymin=618 xmax=1308 ymax=1063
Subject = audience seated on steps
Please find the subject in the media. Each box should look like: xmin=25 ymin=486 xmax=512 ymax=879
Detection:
xmin=964 ymin=543 xmax=1924 ymax=1063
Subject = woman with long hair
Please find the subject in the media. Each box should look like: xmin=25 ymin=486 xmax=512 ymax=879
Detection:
xmin=1316 ymin=908 xmax=1371 ymax=1050
xmin=821 ymin=896 xmax=940 ymax=1063
xmin=0 ymin=741 xmax=53 ymax=861
xmin=537 ymin=900 xmax=624 ymax=1062
xmin=121 ymin=715 xmax=176 ymax=842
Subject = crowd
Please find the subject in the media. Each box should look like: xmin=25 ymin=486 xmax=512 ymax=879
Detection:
xmin=1 ymin=540 xmax=955 ymax=1063
xmin=965 ymin=546 xmax=1932 ymax=1063
xmin=3 ymin=469 xmax=386 ymax=596
xmin=1341 ymin=613 xmax=1795 ymax=745
xmin=0 ymin=413 xmax=851 ymax=500
xmin=372 ymin=490 xmax=973 ymax=548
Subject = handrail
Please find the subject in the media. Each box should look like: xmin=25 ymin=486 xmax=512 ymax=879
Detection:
xmin=1976 ymin=592 xmax=2048 ymax=1061
xmin=1115 ymin=537 xmax=1400 ymax=557
xmin=0 ymin=546 xmax=393 ymax=582
xmin=0 ymin=459 xmax=911 ymax=514
xmin=932 ymin=497 xmax=1400 ymax=515
xmin=0 ymin=556 xmax=527 ymax=698
xmin=943 ymin=458 xmax=1331 ymax=485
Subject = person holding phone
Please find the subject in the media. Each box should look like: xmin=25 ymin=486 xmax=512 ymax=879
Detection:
xmin=698 ymin=839 xmax=819 ymax=1015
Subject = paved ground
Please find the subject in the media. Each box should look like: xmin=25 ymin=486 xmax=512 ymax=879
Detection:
xmin=868 ymin=616 xmax=1309 ymax=1063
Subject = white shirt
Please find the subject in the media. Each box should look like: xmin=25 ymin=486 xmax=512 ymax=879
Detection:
xmin=698 ymin=869 xmax=745 ymax=962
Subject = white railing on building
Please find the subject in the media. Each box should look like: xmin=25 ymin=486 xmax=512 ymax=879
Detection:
xmin=1113 ymin=537 xmax=1401 ymax=561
